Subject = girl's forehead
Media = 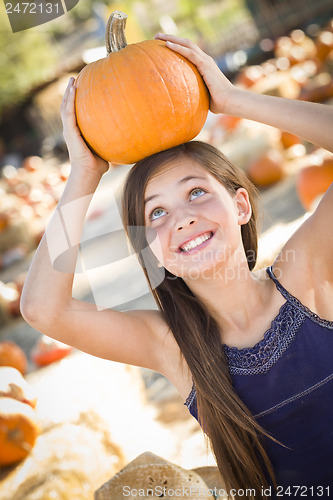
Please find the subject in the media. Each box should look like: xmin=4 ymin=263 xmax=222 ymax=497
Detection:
xmin=146 ymin=159 xmax=212 ymax=188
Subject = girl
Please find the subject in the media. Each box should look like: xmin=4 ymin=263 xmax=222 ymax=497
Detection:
xmin=20 ymin=35 xmax=333 ymax=498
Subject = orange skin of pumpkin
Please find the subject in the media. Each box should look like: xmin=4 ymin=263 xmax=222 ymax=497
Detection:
xmin=0 ymin=341 xmax=27 ymax=375
xmin=296 ymin=159 xmax=333 ymax=210
xmin=75 ymin=39 xmax=209 ymax=164
xmin=247 ymin=150 xmax=285 ymax=187
xmin=31 ymin=343 xmax=72 ymax=367
xmin=0 ymin=398 xmax=40 ymax=466
xmin=280 ymin=131 xmax=301 ymax=149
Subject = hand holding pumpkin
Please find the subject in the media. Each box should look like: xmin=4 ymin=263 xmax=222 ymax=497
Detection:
xmin=60 ymin=78 xmax=109 ymax=177
xmin=154 ymin=33 xmax=236 ymax=115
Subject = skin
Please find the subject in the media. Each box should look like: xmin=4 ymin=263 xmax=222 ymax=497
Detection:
xmin=21 ymin=34 xmax=333 ymax=402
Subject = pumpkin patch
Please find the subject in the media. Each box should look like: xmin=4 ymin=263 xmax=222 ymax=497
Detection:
xmin=75 ymin=11 xmax=209 ymax=164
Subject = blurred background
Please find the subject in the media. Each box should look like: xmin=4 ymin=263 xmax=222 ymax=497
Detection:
xmin=0 ymin=0 xmax=333 ymax=498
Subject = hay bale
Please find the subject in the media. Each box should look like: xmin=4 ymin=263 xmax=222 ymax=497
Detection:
xmin=0 ymin=412 xmax=123 ymax=500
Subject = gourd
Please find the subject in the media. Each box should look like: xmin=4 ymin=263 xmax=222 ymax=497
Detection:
xmin=0 ymin=397 xmax=40 ymax=466
xmin=0 ymin=341 xmax=27 ymax=375
xmin=296 ymin=158 xmax=333 ymax=210
xmin=75 ymin=11 xmax=209 ymax=164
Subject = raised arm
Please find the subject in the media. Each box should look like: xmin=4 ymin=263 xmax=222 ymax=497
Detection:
xmin=19 ymin=78 xmax=175 ymax=375
xmin=155 ymin=34 xmax=333 ymax=153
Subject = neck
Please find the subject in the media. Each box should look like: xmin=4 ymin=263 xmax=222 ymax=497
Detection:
xmin=184 ymin=258 xmax=269 ymax=342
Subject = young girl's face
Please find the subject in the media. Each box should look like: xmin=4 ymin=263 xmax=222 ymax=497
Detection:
xmin=144 ymin=157 xmax=251 ymax=280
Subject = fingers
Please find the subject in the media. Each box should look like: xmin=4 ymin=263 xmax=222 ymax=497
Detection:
xmin=155 ymin=33 xmax=197 ymax=50
xmin=60 ymin=77 xmax=75 ymax=114
xmin=61 ymin=78 xmax=76 ymax=125
xmin=154 ymin=33 xmax=213 ymax=75
xmin=61 ymin=78 xmax=80 ymax=139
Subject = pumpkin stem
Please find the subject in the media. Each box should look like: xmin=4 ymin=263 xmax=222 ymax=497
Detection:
xmin=105 ymin=10 xmax=128 ymax=54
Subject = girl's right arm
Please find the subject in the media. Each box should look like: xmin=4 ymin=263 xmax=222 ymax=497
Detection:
xmin=19 ymin=78 xmax=174 ymax=374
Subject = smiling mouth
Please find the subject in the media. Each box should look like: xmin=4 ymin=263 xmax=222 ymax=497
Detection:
xmin=179 ymin=231 xmax=214 ymax=253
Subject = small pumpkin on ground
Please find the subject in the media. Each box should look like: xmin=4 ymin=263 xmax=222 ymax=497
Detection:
xmin=75 ymin=11 xmax=209 ymax=164
xmin=296 ymin=158 xmax=333 ymax=211
xmin=280 ymin=131 xmax=301 ymax=149
xmin=0 ymin=397 xmax=40 ymax=466
xmin=0 ymin=341 xmax=27 ymax=375
xmin=0 ymin=367 xmax=37 ymax=408
xmin=247 ymin=149 xmax=285 ymax=187
xmin=31 ymin=336 xmax=73 ymax=367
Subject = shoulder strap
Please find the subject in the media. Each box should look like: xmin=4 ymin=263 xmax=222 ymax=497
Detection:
xmin=266 ymin=265 xmax=294 ymax=302
xmin=266 ymin=266 xmax=333 ymax=329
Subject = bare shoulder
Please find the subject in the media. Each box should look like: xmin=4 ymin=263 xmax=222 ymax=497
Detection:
xmin=271 ymin=188 xmax=333 ymax=321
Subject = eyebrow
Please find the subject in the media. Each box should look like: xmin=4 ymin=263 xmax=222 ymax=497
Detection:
xmin=144 ymin=175 xmax=207 ymax=207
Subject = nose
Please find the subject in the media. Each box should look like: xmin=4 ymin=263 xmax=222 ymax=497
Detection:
xmin=176 ymin=215 xmax=197 ymax=231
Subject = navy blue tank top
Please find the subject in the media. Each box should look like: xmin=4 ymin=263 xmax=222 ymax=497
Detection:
xmin=184 ymin=266 xmax=333 ymax=494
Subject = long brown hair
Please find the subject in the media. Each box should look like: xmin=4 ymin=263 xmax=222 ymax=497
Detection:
xmin=121 ymin=141 xmax=277 ymax=498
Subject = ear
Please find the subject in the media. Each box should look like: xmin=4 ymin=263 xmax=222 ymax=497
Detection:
xmin=234 ymin=188 xmax=252 ymax=225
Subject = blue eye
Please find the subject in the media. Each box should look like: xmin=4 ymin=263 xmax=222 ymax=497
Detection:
xmin=150 ymin=208 xmax=166 ymax=221
xmin=190 ymin=188 xmax=206 ymax=200
xmin=148 ymin=187 xmax=207 ymax=222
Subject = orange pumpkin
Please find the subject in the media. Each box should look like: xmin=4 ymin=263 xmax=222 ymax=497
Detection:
xmin=296 ymin=158 xmax=333 ymax=210
xmin=247 ymin=150 xmax=285 ymax=187
xmin=0 ymin=341 xmax=27 ymax=375
xmin=75 ymin=11 xmax=209 ymax=164
xmin=0 ymin=397 xmax=40 ymax=466
xmin=280 ymin=131 xmax=301 ymax=149
xmin=0 ymin=367 xmax=37 ymax=408
xmin=315 ymin=31 xmax=333 ymax=63
xmin=31 ymin=336 xmax=72 ymax=367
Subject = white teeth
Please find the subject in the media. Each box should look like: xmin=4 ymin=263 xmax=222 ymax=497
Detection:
xmin=181 ymin=232 xmax=212 ymax=252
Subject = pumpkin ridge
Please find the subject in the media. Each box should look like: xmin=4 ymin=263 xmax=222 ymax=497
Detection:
xmin=133 ymin=41 xmax=194 ymax=151
xmin=132 ymin=42 xmax=177 ymax=153
xmin=134 ymin=42 xmax=176 ymax=122
xmin=112 ymin=47 xmax=153 ymax=158
xmin=87 ymin=61 xmax=112 ymax=156
xmin=101 ymin=55 xmax=142 ymax=159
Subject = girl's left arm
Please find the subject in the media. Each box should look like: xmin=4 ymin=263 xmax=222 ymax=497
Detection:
xmin=156 ymin=34 xmax=333 ymax=154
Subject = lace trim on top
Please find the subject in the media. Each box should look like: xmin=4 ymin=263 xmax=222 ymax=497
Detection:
xmin=223 ymin=301 xmax=305 ymax=375
xmin=266 ymin=265 xmax=333 ymax=330
xmin=184 ymin=381 xmax=196 ymax=408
